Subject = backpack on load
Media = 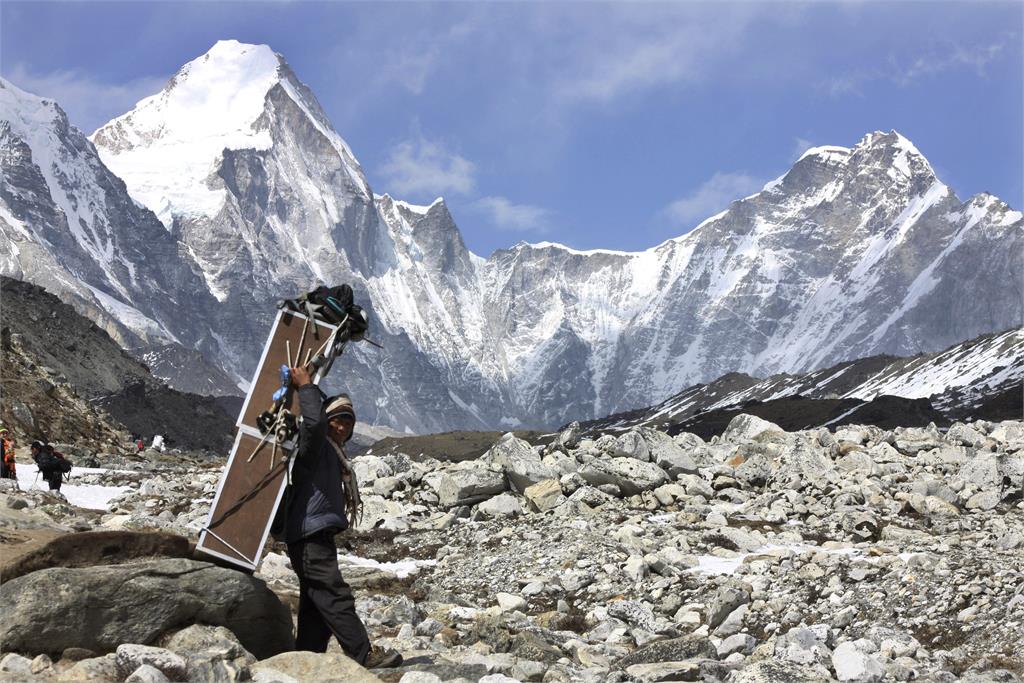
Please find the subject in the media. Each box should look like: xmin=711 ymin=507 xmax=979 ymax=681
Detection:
xmin=54 ymin=451 xmax=73 ymax=474
xmin=278 ymin=284 xmax=369 ymax=342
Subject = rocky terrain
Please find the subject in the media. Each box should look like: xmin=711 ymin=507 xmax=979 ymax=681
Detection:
xmin=2 ymin=413 xmax=1022 ymax=682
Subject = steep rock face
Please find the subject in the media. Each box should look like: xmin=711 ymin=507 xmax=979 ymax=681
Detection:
xmin=0 ymin=78 xmax=221 ymax=362
xmin=10 ymin=40 xmax=1021 ymax=432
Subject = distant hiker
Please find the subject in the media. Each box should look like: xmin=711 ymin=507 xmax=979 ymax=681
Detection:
xmin=0 ymin=428 xmax=16 ymax=480
xmin=136 ymin=437 xmax=145 ymax=452
xmin=271 ymin=364 xmax=401 ymax=669
xmin=31 ymin=441 xmax=70 ymax=492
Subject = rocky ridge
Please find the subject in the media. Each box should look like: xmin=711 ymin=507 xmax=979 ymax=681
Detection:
xmin=0 ymin=276 xmax=234 ymax=451
xmin=2 ymin=415 xmax=1022 ymax=682
xmin=579 ymin=327 xmax=1024 ymax=438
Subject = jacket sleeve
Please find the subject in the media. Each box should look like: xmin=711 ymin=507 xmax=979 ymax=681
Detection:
xmin=296 ymin=384 xmax=326 ymax=460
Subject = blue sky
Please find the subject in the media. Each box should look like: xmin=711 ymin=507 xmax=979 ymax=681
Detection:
xmin=2 ymin=1 xmax=1021 ymax=256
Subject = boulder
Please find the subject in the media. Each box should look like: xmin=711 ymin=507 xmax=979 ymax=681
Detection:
xmin=484 ymin=433 xmax=558 ymax=493
xmin=434 ymin=466 xmax=507 ymax=508
xmin=541 ymin=451 xmax=577 ymax=476
xmin=958 ymin=455 xmax=1002 ymax=490
xmin=607 ymin=599 xmax=658 ymax=632
xmin=0 ymin=558 xmax=292 ymax=659
xmin=477 ymin=494 xmax=523 ymax=518
xmin=624 ymin=662 xmax=700 ymax=682
xmin=158 ymin=624 xmax=255 ymax=680
xmin=729 ymin=660 xmax=825 ymax=682
xmin=616 ymin=635 xmax=716 ymax=668
xmin=115 ymin=645 xmax=187 ymax=680
xmin=523 ymin=479 xmax=565 ymax=512
xmin=707 ymin=585 xmax=750 ymax=629
xmin=775 ymin=626 xmax=831 ymax=666
xmin=722 ymin=414 xmax=788 ymax=444
xmin=124 ymin=664 xmax=171 ymax=683
xmin=832 ymin=641 xmax=885 ymax=682
xmin=0 ymin=530 xmax=191 ymax=582
xmin=608 ymin=431 xmax=650 ymax=460
xmin=250 ymin=651 xmax=384 ymax=683
xmin=351 ymin=456 xmax=393 ymax=484
xmin=639 ymin=428 xmax=699 ymax=476
xmin=579 ymin=458 xmax=669 ymax=496
xmin=57 ymin=654 xmax=120 ymax=682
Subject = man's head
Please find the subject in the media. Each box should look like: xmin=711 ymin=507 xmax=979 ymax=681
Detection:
xmin=30 ymin=440 xmax=44 ymax=454
xmin=324 ymin=394 xmax=356 ymax=445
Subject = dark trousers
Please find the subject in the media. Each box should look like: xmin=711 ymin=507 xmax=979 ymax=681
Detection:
xmin=286 ymin=531 xmax=370 ymax=663
xmin=45 ymin=471 xmax=61 ymax=491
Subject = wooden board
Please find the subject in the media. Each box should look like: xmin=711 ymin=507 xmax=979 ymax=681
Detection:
xmin=195 ymin=309 xmax=338 ymax=571
xmin=236 ymin=311 xmax=337 ymax=434
xmin=195 ymin=429 xmax=291 ymax=570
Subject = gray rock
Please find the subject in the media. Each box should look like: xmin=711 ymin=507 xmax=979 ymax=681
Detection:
xmin=435 ymin=467 xmax=507 ymax=508
xmin=624 ymin=661 xmax=700 ymax=682
xmin=124 ymin=664 xmax=172 ymax=683
xmin=832 ymin=641 xmax=885 ymax=682
xmin=579 ymin=457 xmax=669 ymax=496
xmin=966 ymin=490 xmax=1000 ymax=511
xmin=718 ymin=633 xmax=757 ymax=657
xmin=959 ymin=455 xmax=1002 ymax=490
xmin=729 ymin=659 xmax=825 ymax=682
xmin=775 ymin=626 xmax=831 ymax=665
xmin=609 ymin=431 xmax=650 ymax=460
xmin=722 ymin=415 xmax=788 ymax=444
xmin=485 ymin=433 xmax=558 ymax=493
xmin=0 ymin=559 xmax=292 ymax=659
xmin=607 ymin=600 xmax=659 ymax=632
xmin=160 ymin=624 xmax=254 ymax=663
xmin=640 ymin=428 xmax=699 ymax=477
xmin=707 ymin=585 xmax=750 ymax=629
xmin=0 ymin=654 xmax=31 ymax=676
xmin=616 ymin=635 xmax=717 ymax=668
xmin=250 ymin=651 xmax=383 ymax=683
xmin=57 ymin=655 xmax=120 ymax=682
xmin=496 ymin=593 xmax=528 ymax=612
xmin=115 ymin=644 xmax=187 ymax=680
xmin=477 ymin=493 xmax=523 ymax=518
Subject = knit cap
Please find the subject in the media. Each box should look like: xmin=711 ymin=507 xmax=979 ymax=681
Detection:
xmin=325 ymin=394 xmax=356 ymax=422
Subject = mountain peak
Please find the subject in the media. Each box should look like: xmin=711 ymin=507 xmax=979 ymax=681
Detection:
xmin=89 ymin=40 xmax=369 ymax=227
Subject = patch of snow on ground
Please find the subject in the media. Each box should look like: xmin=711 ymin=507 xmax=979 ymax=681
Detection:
xmin=337 ymin=552 xmax=438 ymax=579
xmin=15 ymin=464 xmax=132 ymax=510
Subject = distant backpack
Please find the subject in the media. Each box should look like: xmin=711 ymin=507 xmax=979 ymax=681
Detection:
xmin=55 ymin=452 xmax=73 ymax=473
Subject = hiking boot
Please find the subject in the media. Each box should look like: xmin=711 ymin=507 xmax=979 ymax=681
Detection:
xmin=365 ymin=644 xmax=403 ymax=669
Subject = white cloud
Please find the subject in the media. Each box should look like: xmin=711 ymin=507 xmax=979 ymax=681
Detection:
xmin=662 ymin=172 xmax=766 ymax=227
xmin=472 ymin=196 xmax=550 ymax=233
xmin=3 ymin=64 xmax=167 ymax=134
xmin=825 ymin=38 xmax=1011 ymax=97
xmin=378 ymin=133 xmax=476 ymax=198
xmin=551 ymin=6 xmax=763 ymax=106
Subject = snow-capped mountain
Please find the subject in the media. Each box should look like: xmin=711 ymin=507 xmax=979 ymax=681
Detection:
xmin=0 ymin=77 xmax=221 ymax=355
xmin=5 ymin=40 xmax=1021 ymax=433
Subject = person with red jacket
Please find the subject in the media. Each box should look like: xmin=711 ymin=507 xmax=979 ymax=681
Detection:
xmin=0 ymin=427 xmax=16 ymax=480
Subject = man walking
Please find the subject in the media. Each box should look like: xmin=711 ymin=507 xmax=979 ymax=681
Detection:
xmin=273 ymin=365 xmax=401 ymax=669
xmin=30 ymin=441 xmax=71 ymax=491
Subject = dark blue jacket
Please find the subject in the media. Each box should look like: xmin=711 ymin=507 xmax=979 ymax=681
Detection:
xmin=278 ymin=384 xmax=348 ymax=543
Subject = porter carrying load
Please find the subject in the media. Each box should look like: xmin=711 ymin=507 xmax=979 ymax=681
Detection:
xmin=195 ymin=284 xmax=373 ymax=572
